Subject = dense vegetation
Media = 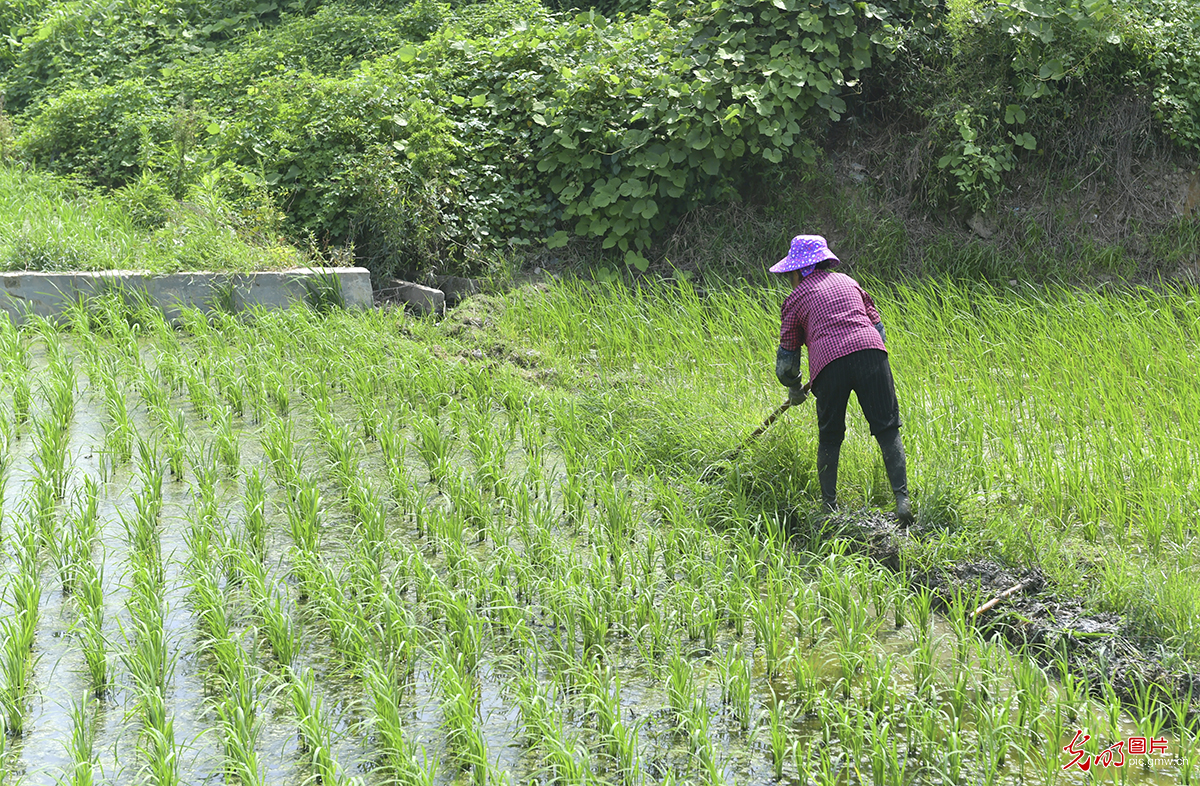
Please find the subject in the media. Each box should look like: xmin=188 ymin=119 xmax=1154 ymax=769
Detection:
xmin=0 ymin=0 xmax=1196 ymax=279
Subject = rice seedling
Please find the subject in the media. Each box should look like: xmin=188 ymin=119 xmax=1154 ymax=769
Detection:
xmin=365 ymin=656 xmax=437 ymax=785
xmin=242 ymin=468 xmax=268 ymax=562
xmin=240 ymin=351 xmax=269 ymax=425
xmin=543 ymin=731 xmax=592 ymax=786
xmin=212 ymin=408 xmax=241 ymax=474
xmin=289 ymin=667 xmax=349 ymax=785
xmin=975 ymin=688 xmax=1019 ymax=784
xmin=750 ymin=591 xmax=786 ymax=680
xmin=666 ymin=651 xmax=696 ymax=724
xmin=136 ymin=438 xmax=165 ymax=512
xmin=349 ymin=366 xmax=382 ymax=442
xmin=261 ymin=415 xmax=303 ymax=492
xmin=121 ymin=592 xmax=170 ymax=694
xmin=0 ymin=610 xmax=37 ymax=737
xmin=412 ymin=411 xmax=453 ymax=485
xmin=33 ymin=410 xmax=72 ymax=500
xmin=238 ymin=553 xmax=299 ymax=669
xmin=213 ymin=356 xmax=245 ymax=418
xmin=100 ymin=372 xmax=135 ymax=466
xmin=1012 ymin=655 xmax=1049 ymax=742
xmin=9 ymin=355 xmax=31 ymax=427
xmin=162 ymin=410 xmax=188 ymax=480
xmin=766 ymin=699 xmax=792 ymax=780
xmin=30 ymin=467 xmax=59 ymax=549
xmin=137 ymin=689 xmax=180 ymax=786
xmin=79 ymin=613 xmax=109 ymax=699
xmin=216 ymin=662 xmax=265 ymax=786
xmin=715 ymin=643 xmax=753 ymax=732
xmin=61 ymin=697 xmax=99 ymax=786
xmin=285 ymin=479 xmax=322 ymax=559
xmin=268 ymin=368 xmax=290 ymax=417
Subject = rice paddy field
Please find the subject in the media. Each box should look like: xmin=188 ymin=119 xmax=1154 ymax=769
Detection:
xmin=0 ymin=278 xmax=1195 ymax=785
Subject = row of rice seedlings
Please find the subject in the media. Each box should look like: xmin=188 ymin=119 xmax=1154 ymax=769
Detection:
xmin=266 ymin=444 xmax=384 ymax=785
xmin=119 ymin=445 xmax=181 ymax=784
xmin=300 ymin=306 xmax=1200 ymax=768
xmin=433 ymin=641 xmax=489 ymax=786
xmin=36 ymin=469 xmax=111 ymax=706
xmin=260 ymin=469 xmax=362 ymax=777
xmin=1 ymin=514 xmax=42 ymax=737
xmin=512 ymin=669 xmax=595 ymax=786
xmin=287 ymin=666 xmax=352 ymax=786
xmin=0 ymin=316 xmax=32 ymax=428
xmin=231 ymin=315 xmax=831 ymax=778
xmin=256 ymin=385 xmax=507 ymax=780
xmin=183 ymin=490 xmax=267 ymax=786
xmin=363 ymin=654 xmax=438 ymax=785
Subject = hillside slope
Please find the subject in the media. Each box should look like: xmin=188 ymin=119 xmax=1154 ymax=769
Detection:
xmin=0 ymin=0 xmax=1195 ymax=281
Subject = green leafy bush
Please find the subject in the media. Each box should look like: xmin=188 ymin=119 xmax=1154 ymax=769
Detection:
xmin=1134 ymin=0 xmax=1200 ymax=151
xmin=3 ymin=0 xmax=192 ymax=112
xmin=114 ymin=172 xmax=177 ymax=230
xmin=17 ymin=80 xmax=173 ymax=188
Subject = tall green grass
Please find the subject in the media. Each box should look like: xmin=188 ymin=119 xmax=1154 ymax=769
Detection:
xmin=0 ymin=166 xmax=298 ymax=273
xmin=495 ymin=277 xmax=1200 ymax=654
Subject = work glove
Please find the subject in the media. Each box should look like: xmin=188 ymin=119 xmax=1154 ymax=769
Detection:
xmin=775 ymin=346 xmax=802 ymax=387
xmin=874 ymin=322 xmax=886 ymax=345
xmin=788 ymin=384 xmax=808 ymax=406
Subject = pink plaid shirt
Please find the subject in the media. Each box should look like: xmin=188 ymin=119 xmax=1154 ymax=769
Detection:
xmin=780 ymin=270 xmax=885 ymax=380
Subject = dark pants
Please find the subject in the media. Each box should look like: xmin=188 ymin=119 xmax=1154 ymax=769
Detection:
xmin=811 ymin=349 xmax=901 ymax=447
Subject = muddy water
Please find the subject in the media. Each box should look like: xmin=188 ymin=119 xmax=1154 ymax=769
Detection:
xmin=0 ymin=332 xmax=1190 ymax=786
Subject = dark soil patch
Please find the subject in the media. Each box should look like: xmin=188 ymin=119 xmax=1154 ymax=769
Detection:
xmin=817 ymin=509 xmax=1199 ymax=716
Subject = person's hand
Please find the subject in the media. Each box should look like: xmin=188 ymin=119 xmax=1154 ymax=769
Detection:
xmin=789 ymin=384 xmax=808 ymax=406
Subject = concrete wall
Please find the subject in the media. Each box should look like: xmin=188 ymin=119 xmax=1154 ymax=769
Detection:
xmin=0 ymin=267 xmax=373 ymax=324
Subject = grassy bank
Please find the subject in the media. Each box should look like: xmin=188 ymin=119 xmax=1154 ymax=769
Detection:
xmin=0 ymin=165 xmax=299 ymax=273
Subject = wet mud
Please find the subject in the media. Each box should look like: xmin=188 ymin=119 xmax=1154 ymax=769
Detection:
xmin=816 ymin=508 xmax=1198 ymax=715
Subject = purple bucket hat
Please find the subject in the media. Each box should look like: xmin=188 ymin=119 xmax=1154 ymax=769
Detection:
xmin=769 ymin=235 xmax=840 ymax=274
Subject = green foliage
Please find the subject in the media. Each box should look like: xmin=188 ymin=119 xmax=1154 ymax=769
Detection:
xmin=3 ymin=0 xmax=190 ymax=112
xmin=163 ymin=3 xmax=425 ymax=96
xmin=0 ymin=164 xmax=298 ymax=272
xmin=1134 ymin=0 xmax=1200 ymax=150
xmin=114 ymin=172 xmax=176 ymax=230
xmin=17 ymin=80 xmax=172 ymax=188
xmin=934 ymin=107 xmax=1021 ymax=213
xmin=1 ymin=0 xmax=1199 ymax=276
xmin=0 ymin=0 xmax=47 ymax=69
xmin=894 ymin=0 xmax=1163 ymax=213
xmin=383 ymin=0 xmax=919 ymax=271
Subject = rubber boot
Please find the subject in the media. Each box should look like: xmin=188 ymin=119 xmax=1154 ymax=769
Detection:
xmin=817 ymin=441 xmax=841 ymax=513
xmin=876 ymin=428 xmax=913 ymax=526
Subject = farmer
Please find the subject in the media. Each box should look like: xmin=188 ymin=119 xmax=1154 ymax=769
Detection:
xmin=771 ymin=235 xmax=913 ymax=526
